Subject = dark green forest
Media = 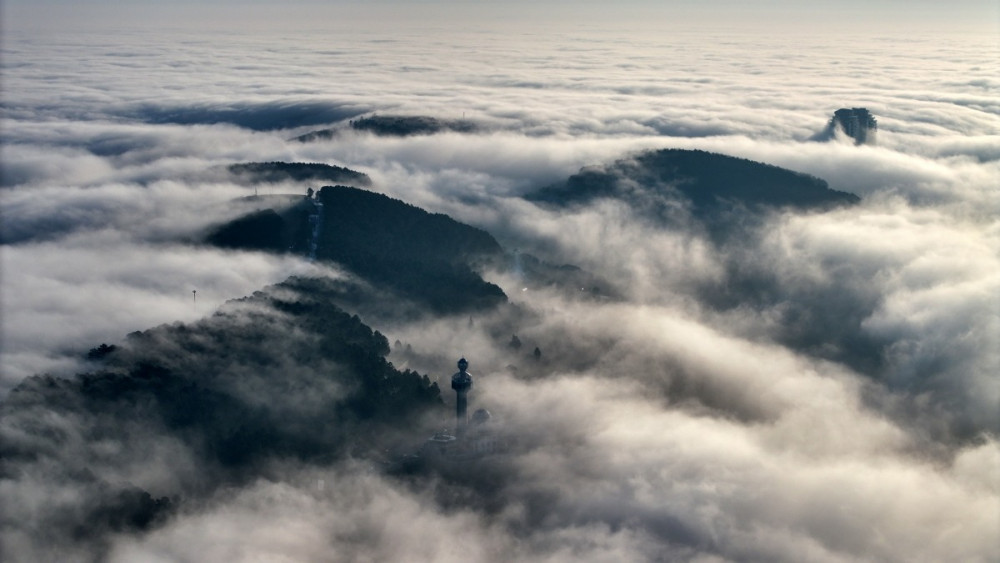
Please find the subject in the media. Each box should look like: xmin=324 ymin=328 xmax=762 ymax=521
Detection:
xmin=315 ymin=185 xmax=506 ymax=313
xmin=228 ymin=161 xmax=371 ymax=186
xmin=206 ymin=207 xmax=304 ymax=252
xmin=350 ymin=114 xmax=479 ymax=137
xmin=204 ymin=184 xmax=508 ymax=314
xmin=294 ymin=115 xmax=480 ymax=142
xmin=530 ymin=148 xmax=858 ymax=211
xmin=1 ymin=276 xmax=443 ymax=539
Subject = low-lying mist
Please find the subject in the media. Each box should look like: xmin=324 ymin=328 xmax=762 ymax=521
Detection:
xmin=2 ymin=23 xmax=997 ymax=562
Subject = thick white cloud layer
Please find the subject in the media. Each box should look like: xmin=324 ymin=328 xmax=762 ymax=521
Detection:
xmin=1 ymin=16 xmax=997 ymax=562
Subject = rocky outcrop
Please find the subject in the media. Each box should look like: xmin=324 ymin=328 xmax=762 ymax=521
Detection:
xmin=818 ymin=108 xmax=877 ymax=145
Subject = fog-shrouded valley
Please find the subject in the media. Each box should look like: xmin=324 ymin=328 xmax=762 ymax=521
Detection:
xmin=1 ymin=5 xmax=998 ymax=562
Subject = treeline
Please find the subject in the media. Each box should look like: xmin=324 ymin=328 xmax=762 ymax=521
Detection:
xmin=316 ymin=185 xmax=507 ymax=314
xmin=1 ymin=276 xmax=443 ymax=543
xmin=350 ymin=114 xmax=478 ymax=137
xmin=528 ymin=148 xmax=859 ymax=245
xmin=228 ymin=161 xmax=372 ymax=186
xmin=206 ymin=206 xmax=309 ymax=253
xmin=530 ymin=148 xmax=858 ymax=211
xmin=6 ymin=276 xmax=443 ymax=463
xmin=204 ymin=185 xmax=507 ymax=314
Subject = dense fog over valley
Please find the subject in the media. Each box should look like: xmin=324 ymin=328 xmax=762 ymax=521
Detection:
xmin=1 ymin=5 xmax=998 ymax=561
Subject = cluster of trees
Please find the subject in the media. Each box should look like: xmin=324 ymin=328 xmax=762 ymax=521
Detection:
xmin=205 ymin=183 xmax=508 ymax=315
xmin=349 ymin=114 xmax=478 ymax=137
xmin=530 ymin=148 xmax=858 ymax=213
xmin=205 ymin=207 xmax=306 ymax=253
xmin=228 ymin=161 xmax=371 ymax=186
xmin=631 ymin=149 xmax=858 ymax=208
xmin=16 ymin=276 xmax=444 ymax=462
xmin=294 ymin=114 xmax=480 ymax=142
xmin=1 ymin=276 xmax=445 ymax=544
xmin=529 ymin=148 xmax=859 ymax=244
xmin=509 ymin=334 xmax=542 ymax=361
xmin=315 ymin=185 xmax=507 ymax=314
xmin=816 ymin=108 xmax=878 ymax=145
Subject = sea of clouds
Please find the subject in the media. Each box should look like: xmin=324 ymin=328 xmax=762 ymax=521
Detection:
xmin=1 ymin=17 xmax=998 ymax=562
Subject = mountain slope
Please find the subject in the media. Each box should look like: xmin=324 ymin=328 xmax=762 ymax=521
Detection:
xmin=228 ymin=162 xmax=371 ymax=186
xmin=203 ymin=186 xmax=507 ymax=314
xmin=529 ymin=148 xmax=858 ymax=212
xmin=316 ymin=185 xmax=507 ymax=314
xmin=294 ymin=114 xmax=480 ymax=142
xmin=0 ymin=276 xmax=443 ymax=554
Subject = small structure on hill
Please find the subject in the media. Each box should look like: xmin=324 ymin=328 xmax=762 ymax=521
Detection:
xmin=451 ymin=357 xmax=473 ymax=435
xmin=408 ymin=357 xmax=509 ymax=467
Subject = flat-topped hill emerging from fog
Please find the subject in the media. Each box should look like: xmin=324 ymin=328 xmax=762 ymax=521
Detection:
xmin=529 ymin=149 xmax=858 ymax=212
xmin=351 ymin=114 xmax=479 ymax=136
xmin=228 ymin=162 xmax=371 ymax=186
xmin=295 ymin=114 xmax=480 ymax=142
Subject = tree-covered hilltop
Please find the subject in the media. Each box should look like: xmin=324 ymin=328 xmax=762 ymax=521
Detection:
xmin=0 ymin=276 xmax=443 ymax=548
xmin=293 ymin=114 xmax=479 ymax=142
xmin=527 ymin=148 xmax=859 ymax=245
xmin=317 ymin=185 xmax=502 ymax=265
xmin=525 ymin=148 xmax=877 ymax=371
xmin=315 ymin=185 xmax=507 ymax=314
xmin=5 ymin=276 xmax=442 ymax=463
xmin=529 ymin=148 xmax=858 ymax=212
xmin=228 ymin=161 xmax=372 ymax=187
xmin=350 ymin=115 xmax=478 ymax=137
xmin=813 ymin=108 xmax=878 ymax=145
xmin=205 ymin=206 xmax=306 ymax=253
xmin=204 ymin=185 xmax=507 ymax=315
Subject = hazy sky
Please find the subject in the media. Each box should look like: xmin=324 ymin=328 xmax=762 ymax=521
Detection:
xmin=4 ymin=0 xmax=998 ymax=34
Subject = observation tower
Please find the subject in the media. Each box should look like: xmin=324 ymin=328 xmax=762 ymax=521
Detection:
xmin=451 ymin=357 xmax=473 ymax=435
